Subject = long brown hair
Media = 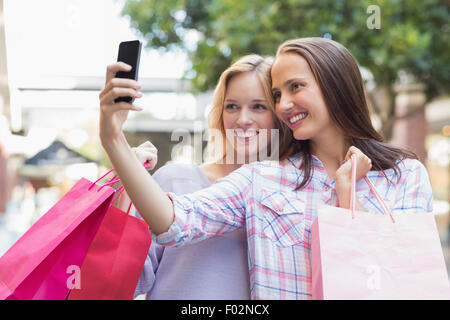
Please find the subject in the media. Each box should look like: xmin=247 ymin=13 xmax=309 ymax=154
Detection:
xmin=275 ymin=37 xmax=416 ymax=189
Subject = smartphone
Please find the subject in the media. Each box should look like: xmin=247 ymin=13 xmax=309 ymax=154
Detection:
xmin=114 ymin=40 xmax=142 ymax=103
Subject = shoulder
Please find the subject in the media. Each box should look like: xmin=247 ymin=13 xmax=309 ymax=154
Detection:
xmin=198 ymin=162 xmax=219 ymax=183
xmin=153 ymin=163 xmax=202 ymax=181
xmin=367 ymin=158 xmax=427 ymax=180
xmin=396 ymin=158 xmax=427 ymax=172
xmin=367 ymin=159 xmax=432 ymax=199
xmin=393 ymin=158 xmax=429 ymax=183
xmin=153 ymin=162 xmax=211 ymax=193
xmin=396 ymin=158 xmax=431 ymax=187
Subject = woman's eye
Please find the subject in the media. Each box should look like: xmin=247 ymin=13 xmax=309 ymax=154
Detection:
xmin=291 ymin=83 xmax=304 ymax=91
xmin=225 ymin=104 xmax=239 ymax=110
xmin=254 ymin=104 xmax=267 ymax=110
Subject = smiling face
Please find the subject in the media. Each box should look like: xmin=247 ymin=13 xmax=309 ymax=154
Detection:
xmin=222 ymin=71 xmax=275 ymax=163
xmin=271 ymin=52 xmax=343 ymax=145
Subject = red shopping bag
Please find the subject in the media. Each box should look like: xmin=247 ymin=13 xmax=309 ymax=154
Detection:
xmin=311 ymin=156 xmax=450 ymax=300
xmin=67 ymin=190 xmax=151 ymax=300
xmin=0 ymin=178 xmax=115 ymax=300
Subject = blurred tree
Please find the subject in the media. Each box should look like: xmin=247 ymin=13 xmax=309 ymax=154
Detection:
xmin=121 ymin=0 xmax=449 ymax=139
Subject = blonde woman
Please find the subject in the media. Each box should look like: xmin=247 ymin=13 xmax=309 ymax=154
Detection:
xmin=117 ymin=55 xmax=292 ymax=299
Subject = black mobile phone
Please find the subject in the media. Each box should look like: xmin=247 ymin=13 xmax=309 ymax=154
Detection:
xmin=114 ymin=40 xmax=142 ymax=103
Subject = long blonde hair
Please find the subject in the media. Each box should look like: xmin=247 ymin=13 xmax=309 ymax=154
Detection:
xmin=206 ymin=54 xmax=294 ymax=162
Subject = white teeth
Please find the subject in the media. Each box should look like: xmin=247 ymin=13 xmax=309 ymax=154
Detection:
xmin=234 ymin=130 xmax=258 ymax=138
xmin=289 ymin=113 xmax=307 ymax=124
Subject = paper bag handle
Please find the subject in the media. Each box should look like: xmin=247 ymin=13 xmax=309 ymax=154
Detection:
xmin=90 ymin=161 xmax=150 ymax=190
xmin=88 ymin=161 xmax=151 ymax=215
xmin=112 ymin=187 xmax=133 ymax=215
xmin=350 ymin=155 xmax=395 ymax=223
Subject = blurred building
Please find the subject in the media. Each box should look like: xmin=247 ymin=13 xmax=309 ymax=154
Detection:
xmin=11 ymin=75 xmax=212 ymax=169
xmin=0 ymin=0 xmax=10 ymax=213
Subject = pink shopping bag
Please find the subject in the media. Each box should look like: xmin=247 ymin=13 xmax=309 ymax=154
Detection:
xmin=0 ymin=177 xmax=116 ymax=300
xmin=67 ymin=188 xmax=151 ymax=300
xmin=311 ymin=156 xmax=450 ymax=300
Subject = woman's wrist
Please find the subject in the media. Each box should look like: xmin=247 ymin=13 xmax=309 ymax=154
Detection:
xmin=335 ymin=175 xmax=351 ymax=209
xmin=335 ymin=171 xmax=350 ymax=189
xmin=101 ymin=131 xmax=128 ymax=153
xmin=335 ymin=174 xmax=365 ymax=211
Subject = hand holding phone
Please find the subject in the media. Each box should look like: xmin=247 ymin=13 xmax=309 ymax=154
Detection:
xmin=114 ymin=40 xmax=142 ymax=103
xmin=99 ymin=42 xmax=143 ymax=143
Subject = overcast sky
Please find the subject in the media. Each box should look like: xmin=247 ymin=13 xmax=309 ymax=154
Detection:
xmin=4 ymin=0 xmax=188 ymax=86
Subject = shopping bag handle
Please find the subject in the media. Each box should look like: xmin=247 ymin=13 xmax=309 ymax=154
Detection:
xmin=89 ymin=161 xmax=151 ymax=190
xmin=88 ymin=161 xmax=151 ymax=215
xmin=350 ymin=155 xmax=395 ymax=223
xmin=112 ymin=187 xmax=133 ymax=215
xmin=89 ymin=168 xmax=116 ymax=190
xmin=109 ymin=164 xmax=151 ymax=215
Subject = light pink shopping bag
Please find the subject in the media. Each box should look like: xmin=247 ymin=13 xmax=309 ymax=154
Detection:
xmin=0 ymin=177 xmax=115 ymax=300
xmin=311 ymin=156 xmax=450 ymax=300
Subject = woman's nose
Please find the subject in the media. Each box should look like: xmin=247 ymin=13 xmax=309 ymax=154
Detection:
xmin=279 ymin=94 xmax=294 ymax=112
xmin=236 ymin=108 xmax=253 ymax=127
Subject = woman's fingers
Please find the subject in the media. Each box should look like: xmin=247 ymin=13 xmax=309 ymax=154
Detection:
xmin=138 ymin=140 xmax=157 ymax=149
xmin=350 ymin=146 xmax=371 ymax=167
xmin=351 ymin=147 xmax=371 ymax=174
xmin=100 ymin=87 xmax=142 ymax=105
xmin=101 ymin=78 xmax=141 ymax=99
xmin=345 ymin=146 xmax=370 ymax=164
xmin=132 ymin=145 xmax=158 ymax=169
xmin=99 ymin=63 xmax=143 ymax=143
xmin=133 ymin=141 xmax=158 ymax=169
xmin=138 ymin=142 xmax=157 ymax=155
xmin=345 ymin=146 xmax=361 ymax=161
xmin=100 ymin=64 xmax=142 ymax=106
xmin=338 ymin=145 xmax=372 ymax=181
xmin=101 ymin=101 xmax=142 ymax=114
xmin=137 ymin=152 xmax=158 ymax=166
xmin=105 ymin=62 xmax=132 ymax=85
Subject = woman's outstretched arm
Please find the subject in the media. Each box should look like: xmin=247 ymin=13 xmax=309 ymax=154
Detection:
xmin=102 ymin=135 xmax=174 ymax=234
xmin=99 ymin=62 xmax=173 ymax=235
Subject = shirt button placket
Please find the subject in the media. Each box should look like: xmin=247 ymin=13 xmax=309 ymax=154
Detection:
xmin=322 ymin=183 xmax=333 ymax=204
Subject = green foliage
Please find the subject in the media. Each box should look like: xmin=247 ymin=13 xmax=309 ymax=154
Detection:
xmin=122 ymin=0 xmax=449 ymax=100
